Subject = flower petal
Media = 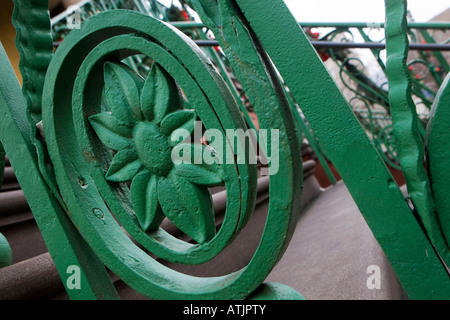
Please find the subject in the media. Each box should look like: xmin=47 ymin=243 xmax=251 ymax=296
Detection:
xmin=174 ymin=144 xmax=223 ymax=186
xmin=161 ymin=109 xmax=197 ymax=143
xmin=140 ymin=63 xmax=183 ymax=123
xmin=104 ymin=61 xmax=144 ymax=125
xmin=130 ymin=171 xmax=165 ymax=232
xmin=157 ymin=171 xmax=215 ymax=244
xmin=89 ymin=112 xmax=132 ymax=150
xmin=106 ymin=149 xmax=143 ymax=182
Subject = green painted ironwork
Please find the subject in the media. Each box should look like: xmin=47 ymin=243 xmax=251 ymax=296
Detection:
xmin=302 ymin=18 xmax=449 ymax=171
xmin=89 ymin=61 xmax=220 ymax=243
xmin=0 ymin=0 xmax=449 ymax=300
xmin=0 ymin=232 xmax=12 ymax=269
xmin=0 ymin=143 xmax=11 ymax=269
xmin=40 ymin=8 xmax=303 ymax=299
xmin=231 ymin=0 xmax=449 ymax=299
xmin=247 ymin=282 xmax=306 ymax=300
xmin=0 ymin=42 xmax=118 ymax=299
xmin=426 ymin=73 xmax=450 ymax=248
xmin=12 ymin=0 xmax=53 ymax=121
xmin=385 ymin=0 xmax=450 ymax=267
xmin=49 ymin=0 xmax=337 ymax=186
xmin=170 ymin=20 xmax=450 ymax=31
xmin=0 ymin=143 xmax=4 ymax=186
xmin=426 ymin=75 xmax=450 ymax=247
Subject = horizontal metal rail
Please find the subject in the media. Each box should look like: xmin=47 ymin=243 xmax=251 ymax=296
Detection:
xmin=170 ymin=21 xmax=450 ymax=30
xmin=186 ymin=40 xmax=450 ymax=51
xmin=53 ymin=40 xmax=450 ymax=51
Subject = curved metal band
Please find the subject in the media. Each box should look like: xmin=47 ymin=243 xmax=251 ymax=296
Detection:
xmin=42 ymin=10 xmax=300 ymax=299
xmin=426 ymin=73 xmax=450 ymax=247
xmin=72 ymin=33 xmax=252 ymax=264
xmin=234 ymin=0 xmax=450 ymax=299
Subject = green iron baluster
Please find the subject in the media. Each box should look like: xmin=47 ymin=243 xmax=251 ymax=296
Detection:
xmin=384 ymin=0 xmax=450 ymax=266
xmin=0 ymin=143 xmax=4 ymax=186
xmin=357 ymin=26 xmax=434 ymax=141
xmin=234 ymin=0 xmax=450 ymax=299
xmin=426 ymin=73 xmax=450 ymax=249
xmin=0 ymin=143 xmax=12 ymax=268
xmin=0 ymin=43 xmax=118 ymax=299
xmin=356 ymin=27 xmax=435 ymax=112
xmin=174 ymin=7 xmax=261 ymax=168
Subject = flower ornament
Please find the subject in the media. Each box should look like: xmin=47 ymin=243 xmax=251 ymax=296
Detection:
xmin=89 ymin=61 xmax=223 ymax=244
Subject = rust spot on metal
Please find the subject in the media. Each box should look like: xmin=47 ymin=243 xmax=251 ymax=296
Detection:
xmin=82 ymin=150 xmax=96 ymax=162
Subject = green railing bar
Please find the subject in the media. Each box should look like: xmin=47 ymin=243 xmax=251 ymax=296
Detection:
xmin=0 ymin=43 xmax=119 ymax=299
xmin=192 ymin=40 xmax=450 ymax=51
xmin=170 ymin=21 xmax=450 ymax=30
xmin=281 ymin=86 xmax=337 ymax=185
xmin=50 ymin=0 xmax=92 ymax=25
xmin=197 ymin=35 xmax=259 ymax=134
xmin=418 ymin=28 xmax=450 ymax=73
xmin=236 ymin=0 xmax=450 ymax=298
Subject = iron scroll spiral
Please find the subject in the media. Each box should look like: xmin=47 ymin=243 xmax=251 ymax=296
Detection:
xmin=42 ymin=10 xmax=302 ymax=299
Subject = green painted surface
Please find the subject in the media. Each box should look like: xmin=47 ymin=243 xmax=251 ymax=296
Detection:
xmin=0 ymin=43 xmax=118 ymax=299
xmin=426 ymin=73 xmax=450 ymax=247
xmin=384 ymin=0 xmax=450 ymax=266
xmin=1 ymin=0 xmax=448 ymax=300
xmin=171 ymin=21 xmax=450 ymax=30
xmin=0 ymin=143 xmax=11 ymax=268
xmin=248 ymin=283 xmax=306 ymax=300
xmin=0 ymin=143 xmax=4 ymax=186
xmin=41 ymin=9 xmax=302 ymax=299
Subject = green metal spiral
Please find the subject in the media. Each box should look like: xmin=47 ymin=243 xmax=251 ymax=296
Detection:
xmin=41 ymin=9 xmax=303 ymax=299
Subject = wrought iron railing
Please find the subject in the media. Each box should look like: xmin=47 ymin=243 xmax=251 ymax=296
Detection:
xmin=0 ymin=0 xmax=449 ymax=300
xmin=49 ymin=1 xmax=450 ymax=182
